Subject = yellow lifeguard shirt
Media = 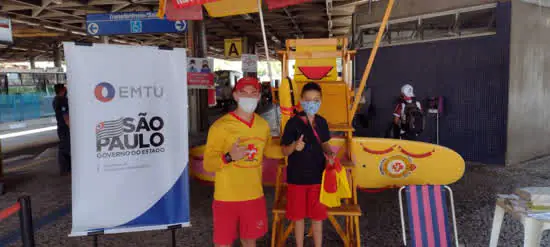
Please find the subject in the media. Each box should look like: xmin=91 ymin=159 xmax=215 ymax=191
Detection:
xmin=203 ymin=112 xmax=271 ymax=202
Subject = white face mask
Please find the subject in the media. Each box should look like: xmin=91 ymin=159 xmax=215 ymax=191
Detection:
xmin=238 ymin=97 xmax=258 ymax=113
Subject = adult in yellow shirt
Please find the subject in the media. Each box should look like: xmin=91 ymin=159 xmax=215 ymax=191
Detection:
xmin=204 ymin=77 xmax=271 ymax=247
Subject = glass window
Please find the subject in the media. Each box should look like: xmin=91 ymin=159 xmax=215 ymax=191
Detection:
xmin=20 ymin=73 xmax=35 ymax=86
xmin=6 ymin=73 xmax=20 ymax=86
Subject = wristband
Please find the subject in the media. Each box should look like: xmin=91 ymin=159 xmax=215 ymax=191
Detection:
xmin=223 ymin=152 xmax=233 ymax=164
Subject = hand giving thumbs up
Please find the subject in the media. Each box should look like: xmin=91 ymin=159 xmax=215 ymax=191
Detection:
xmin=295 ymin=134 xmax=305 ymax=152
xmin=229 ymin=138 xmax=247 ymax=161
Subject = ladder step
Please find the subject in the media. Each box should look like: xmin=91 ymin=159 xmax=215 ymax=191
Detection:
xmin=328 ymin=124 xmax=354 ymax=132
xmin=341 ymin=160 xmax=354 ymax=169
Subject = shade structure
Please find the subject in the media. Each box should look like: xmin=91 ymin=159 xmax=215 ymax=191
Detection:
xmin=265 ymin=0 xmax=312 ymax=10
xmin=203 ymin=0 xmax=259 ymax=17
xmin=162 ymin=0 xmax=314 ymax=19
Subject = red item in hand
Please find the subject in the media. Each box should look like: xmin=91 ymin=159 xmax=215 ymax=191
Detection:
xmin=323 ymin=158 xmax=341 ymax=194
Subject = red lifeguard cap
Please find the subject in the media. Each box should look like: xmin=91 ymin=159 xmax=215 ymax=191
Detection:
xmin=234 ymin=77 xmax=261 ymax=92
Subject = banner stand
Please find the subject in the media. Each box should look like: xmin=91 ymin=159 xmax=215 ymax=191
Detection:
xmin=87 ymin=230 xmax=102 ymax=247
xmin=168 ymin=224 xmax=183 ymax=247
xmin=65 ymin=42 xmax=191 ymax=245
xmin=87 ymin=225 xmax=182 ymax=247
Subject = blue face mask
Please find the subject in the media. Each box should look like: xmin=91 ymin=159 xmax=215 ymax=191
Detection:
xmin=301 ymin=100 xmax=321 ymax=116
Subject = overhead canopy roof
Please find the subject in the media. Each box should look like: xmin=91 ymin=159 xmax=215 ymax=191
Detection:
xmin=354 ymin=0 xmax=500 ymax=48
xmin=0 ymin=0 xmax=368 ymax=62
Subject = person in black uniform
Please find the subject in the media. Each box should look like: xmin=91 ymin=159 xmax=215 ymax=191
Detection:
xmin=52 ymin=84 xmax=71 ymax=176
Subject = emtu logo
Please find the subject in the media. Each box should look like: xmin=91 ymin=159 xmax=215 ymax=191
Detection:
xmin=94 ymin=82 xmax=164 ymax=102
xmin=94 ymin=82 xmax=115 ymax=103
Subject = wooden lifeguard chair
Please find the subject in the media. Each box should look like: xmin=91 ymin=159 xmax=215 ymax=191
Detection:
xmin=270 ymin=37 xmax=362 ymax=247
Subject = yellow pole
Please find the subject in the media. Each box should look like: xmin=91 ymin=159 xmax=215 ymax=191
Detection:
xmin=349 ymin=0 xmax=395 ymax=121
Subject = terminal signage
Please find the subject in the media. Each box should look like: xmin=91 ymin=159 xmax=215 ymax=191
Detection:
xmin=0 ymin=18 xmax=13 ymax=43
xmin=187 ymin=57 xmax=214 ymax=89
xmin=86 ymin=11 xmax=187 ymax=36
xmin=224 ymin=38 xmax=245 ymax=58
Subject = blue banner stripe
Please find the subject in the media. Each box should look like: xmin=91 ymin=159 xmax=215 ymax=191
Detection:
xmin=121 ymin=167 xmax=190 ymax=227
xmin=82 ymin=167 xmax=191 ymax=234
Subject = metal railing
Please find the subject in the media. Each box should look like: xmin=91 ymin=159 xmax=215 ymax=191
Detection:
xmin=0 ymin=196 xmax=36 ymax=247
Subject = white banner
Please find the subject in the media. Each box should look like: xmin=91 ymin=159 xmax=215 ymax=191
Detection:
xmin=63 ymin=43 xmax=190 ymax=236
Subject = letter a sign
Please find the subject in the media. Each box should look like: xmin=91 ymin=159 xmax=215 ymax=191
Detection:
xmin=224 ymin=38 xmax=243 ymax=58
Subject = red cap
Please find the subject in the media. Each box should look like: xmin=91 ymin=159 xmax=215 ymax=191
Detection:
xmin=234 ymin=77 xmax=260 ymax=92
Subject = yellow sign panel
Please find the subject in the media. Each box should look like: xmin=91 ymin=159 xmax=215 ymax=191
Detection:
xmin=224 ymin=38 xmax=245 ymax=58
xmin=204 ymin=0 xmax=258 ymax=18
xmin=294 ymin=44 xmax=338 ymax=82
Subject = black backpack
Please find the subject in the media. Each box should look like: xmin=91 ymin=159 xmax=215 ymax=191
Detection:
xmin=402 ymin=101 xmax=424 ymax=135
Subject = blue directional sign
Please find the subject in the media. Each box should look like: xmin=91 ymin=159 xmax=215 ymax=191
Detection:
xmin=86 ymin=12 xmax=187 ymax=36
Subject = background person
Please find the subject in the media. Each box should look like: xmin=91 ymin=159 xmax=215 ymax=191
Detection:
xmin=281 ymin=82 xmax=335 ymax=247
xmin=203 ymin=77 xmax=271 ymax=247
xmin=393 ymin=84 xmax=424 ymax=140
xmin=52 ymin=84 xmax=71 ymax=176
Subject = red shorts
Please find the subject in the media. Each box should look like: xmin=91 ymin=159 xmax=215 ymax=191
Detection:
xmin=212 ymin=197 xmax=267 ymax=245
xmin=286 ymin=184 xmax=327 ymax=221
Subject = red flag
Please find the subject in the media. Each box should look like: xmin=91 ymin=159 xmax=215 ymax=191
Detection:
xmin=265 ymin=0 xmax=312 ymax=10
xmin=174 ymin=0 xmax=218 ymax=9
xmin=167 ymin=2 xmax=203 ymax=20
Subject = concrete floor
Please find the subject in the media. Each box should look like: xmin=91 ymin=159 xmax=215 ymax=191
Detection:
xmin=1 ymin=145 xmax=550 ymax=247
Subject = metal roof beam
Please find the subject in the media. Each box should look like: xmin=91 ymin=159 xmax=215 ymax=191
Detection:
xmin=282 ymin=8 xmax=303 ymax=38
xmin=240 ymin=14 xmax=282 ymax=45
xmin=357 ymin=3 xmax=497 ymax=30
xmin=31 ymin=0 xmax=53 ymax=17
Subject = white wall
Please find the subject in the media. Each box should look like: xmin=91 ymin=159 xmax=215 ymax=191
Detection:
xmin=507 ymin=0 xmax=550 ymax=164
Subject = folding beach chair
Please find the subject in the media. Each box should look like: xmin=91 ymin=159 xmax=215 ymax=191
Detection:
xmin=398 ymin=185 xmax=460 ymax=247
